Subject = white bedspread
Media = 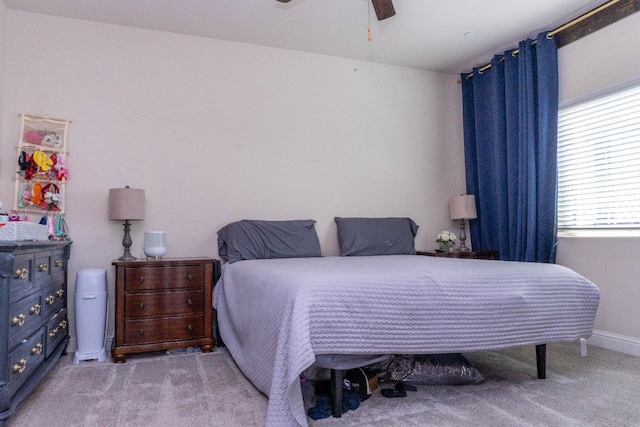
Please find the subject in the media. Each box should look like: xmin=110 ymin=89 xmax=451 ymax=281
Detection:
xmin=213 ymin=255 xmax=599 ymax=426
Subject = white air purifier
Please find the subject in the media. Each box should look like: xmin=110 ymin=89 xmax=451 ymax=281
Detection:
xmin=74 ymin=268 xmax=108 ymax=363
xmin=144 ymin=231 xmax=167 ymax=260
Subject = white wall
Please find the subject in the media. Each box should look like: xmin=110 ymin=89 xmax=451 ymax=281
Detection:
xmin=0 ymin=1 xmax=6 ymax=181
xmin=557 ymin=12 xmax=640 ymax=354
xmin=1 ymin=11 xmax=465 ymax=346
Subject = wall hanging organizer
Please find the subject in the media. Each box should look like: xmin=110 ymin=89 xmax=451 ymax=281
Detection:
xmin=13 ymin=114 xmax=70 ymax=219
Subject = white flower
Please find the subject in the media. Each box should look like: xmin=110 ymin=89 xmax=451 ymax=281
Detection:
xmin=436 ymin=230 xmax=456 ymax=244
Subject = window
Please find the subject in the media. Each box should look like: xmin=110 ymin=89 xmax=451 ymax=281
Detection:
xmin=557 ymin=81 xmax=640 ymax=230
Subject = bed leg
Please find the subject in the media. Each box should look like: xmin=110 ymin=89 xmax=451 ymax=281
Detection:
xmin=330 ymin=369 xmax=343 ymax=418
xmin=536 ymin=344 xmax=546 ymax=379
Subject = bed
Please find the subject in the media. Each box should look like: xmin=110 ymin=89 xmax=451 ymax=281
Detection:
xmin=212 ymin=219 xmax=600 ymax=427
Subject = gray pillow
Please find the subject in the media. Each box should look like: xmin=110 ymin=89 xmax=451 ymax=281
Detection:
xmin=217 ymin=219 xmax=322 ymax=263
xmin=334 ymin=217 xmax=418 ymax=256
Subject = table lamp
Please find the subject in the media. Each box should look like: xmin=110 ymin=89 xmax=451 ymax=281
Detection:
xmin=109 ymin=186 xmax=145 ymax=260
xmin=448 ymin=194 xmax=477 ymax=252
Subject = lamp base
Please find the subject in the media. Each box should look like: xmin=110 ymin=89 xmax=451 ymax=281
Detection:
xmin=118 ymin=253 xmax=137 ymax=261
xmin=456 ymin=219 xmax=471 ymax=252
xmin=118 ymin=220 xmax=137 ymax=261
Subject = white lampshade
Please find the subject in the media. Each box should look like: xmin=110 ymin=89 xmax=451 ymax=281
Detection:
xmin=144 ymin=231 xmax=166 ymax=259
xmin=108 ymin=187 xmax=145 ymax=221
xmin=449 ymin=195 xmax=477 ymax=221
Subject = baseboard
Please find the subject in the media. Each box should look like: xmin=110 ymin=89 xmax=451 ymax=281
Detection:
xmin=588 ymin=329 xmax=640 ymax=357
xmin=67 ymin=332 xmax=638 ymax=359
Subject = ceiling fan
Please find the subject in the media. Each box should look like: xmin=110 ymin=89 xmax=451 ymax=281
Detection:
xmin=276 ymin=0 xmax=396 ymax=21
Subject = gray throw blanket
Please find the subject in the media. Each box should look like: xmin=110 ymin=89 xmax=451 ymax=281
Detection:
xmin=213 ymin=255 xmax=599 ymax=426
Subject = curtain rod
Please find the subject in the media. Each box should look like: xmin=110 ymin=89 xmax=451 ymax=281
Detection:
xmin=462 ymin=0 xmax=620 ymax=81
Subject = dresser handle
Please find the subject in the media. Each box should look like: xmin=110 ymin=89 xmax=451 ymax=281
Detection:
xmin=30 ymin=304 xmax=41 ymax=315
xmin=38 ymin=262 xmax=49 ymax=272
xmin=13 ymin=359 xmax=27 ymax=374
xmin=46 ymin=295 xmax=55 ymax=305
xmin=49 ymin=327 xmax=59 ymax=337
xmin=55 ymin=259 xmax=64 ymax=267
xmin=15 ymin=268 xmax=28 ymax=280
xmin=60 ymin=320 xmax=68 ymax=330
xmin=138 ymin=276 xmax=145 ymax=283
xmin=186 ymin=274 xmax=193 ymax=281
xmin=138 ymin=328 xmax=145 ymax=335
xmin=139 ymin=302 xmax=145 ymax=309
xmin=56 ymin=289 xmax=65 ymax=297
xmin=187 ymin=299 xmax=193 ymax=305
xmin=31 ymin=343 xmax=43 ymax=355
xmin=11 ymin=314 xmax=26 ymax=327
xmin=186 ymin=324 xmax=193 ymax=331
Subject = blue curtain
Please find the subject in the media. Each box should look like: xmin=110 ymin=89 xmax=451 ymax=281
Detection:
xmin=461 ymin=32 xmax=558 ymax=263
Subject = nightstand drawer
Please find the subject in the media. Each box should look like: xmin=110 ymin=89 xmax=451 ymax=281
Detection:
xmin=125 ymin=290 xmax=204 ymax=318
xmin=124 ymin=315 xmax=205 ymax=345
xmin=124 ymin=265 xmax=205 ymax=291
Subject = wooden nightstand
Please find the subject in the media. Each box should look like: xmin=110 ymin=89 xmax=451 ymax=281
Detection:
xmin=417 ymin=250 xmax=499 ymax=260
xmin=111 ymin=257 xmax=218 ymax=363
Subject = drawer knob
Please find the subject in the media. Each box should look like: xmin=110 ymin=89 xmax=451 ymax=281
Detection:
xmin=55 ymin=259 xmax=64 ymax=267
xmin=186 ymin=324 xmax=193 ymax=331
xmin=56 ymin=289 xmax=65 ymax=297
xmin=49 ymin=327 xmax=59 ymax=337
xmin=11 ymin=314 xmax=26 ymax=327
xmin=60 ymin=319 xmax=68 ymax=330
xmin=138 ymin=276 xmax=145 ymax=283
xmin=187 ymin=299 xmax=193 ymax=306
xmin=38 ymin=262 xmax=49 ymax=272
xmin=138 ymin=328 xmax=145 ymax=335
xmin=46 ymin=295 xmax=55 ymax=305
xmin=31 ymin=343 xmax=43 ymax=355
xmin=139 ymin=302 xmax=145 ymax=309
xmin=14 ymin=268 xmax=28 ymax=280
xmin=186 ymin=274 xmax=193 ymax=281
xmin=30 ymin=304 xmax=41 ymax=315
xmin=13 ymin=359 xmax=27 ymax=374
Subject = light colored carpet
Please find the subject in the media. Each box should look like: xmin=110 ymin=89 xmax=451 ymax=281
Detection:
xmin=9 ymin=342 xmax=640 ymax=426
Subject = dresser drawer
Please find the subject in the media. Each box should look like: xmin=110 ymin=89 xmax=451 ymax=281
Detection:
xmin=125 ymin=265 xmax=205 ymax=291
xmin=49 ymin=248 xmax=67 ymax=278
xmin=8 ymin=328 xmax=46 ymax=397
xmin=42 ymin=280 xmax=66 ymax=319
xmin=125 ymin=290 xmax=204 ymax=318
xmin=124 ymin=315 xmax=205 ymax=345
xmin=34 ymin=251 xmax=55 ymax=284
xmin=9 ymin=253 xmax=35 ymax=303
xmin=45 ymin=308 xmax=68 ymax=357
xmin=8 ymin=292 xmax=43 ymax=349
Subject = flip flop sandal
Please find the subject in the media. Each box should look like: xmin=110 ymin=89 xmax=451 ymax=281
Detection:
xmin=381 ymin=388 xmax=407 ymax=398
xmin=396 ymin=382 xmax=417 ymax=392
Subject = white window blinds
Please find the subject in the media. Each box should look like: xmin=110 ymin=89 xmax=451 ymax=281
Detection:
xmin=557 ymin=82 xmax=640 ymax=229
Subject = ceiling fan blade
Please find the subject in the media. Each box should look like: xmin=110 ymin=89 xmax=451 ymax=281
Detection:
xmin=371 ymin=0 xmax=395 ymax=21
